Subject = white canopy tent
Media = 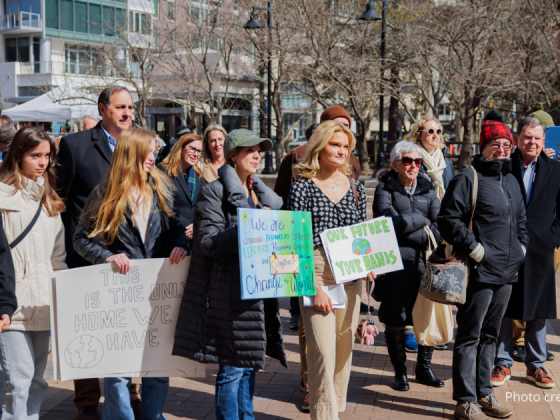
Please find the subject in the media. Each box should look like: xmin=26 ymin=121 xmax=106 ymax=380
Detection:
xmin=3 ymin=85 xmax=99 ymax=123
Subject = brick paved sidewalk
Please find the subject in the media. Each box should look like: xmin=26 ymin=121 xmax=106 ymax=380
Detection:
xmin=40 ymin=272 xmax=560 ymax=420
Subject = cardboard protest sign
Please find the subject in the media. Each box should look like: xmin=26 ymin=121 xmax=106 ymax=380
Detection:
xmin=49 ymin=258 xmax=205 ymax=381
xmin=237 ymin=208 xmax=316 ymax=299
xmin=320 ymin=216 xmax=404 ymax=283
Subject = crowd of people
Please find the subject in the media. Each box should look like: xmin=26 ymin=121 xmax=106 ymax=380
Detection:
xmin=0 ymin=84 xmax=557 ymax=420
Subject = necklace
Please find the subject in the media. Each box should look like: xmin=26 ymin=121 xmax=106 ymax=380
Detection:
xmin=315 ymin=172 xmax=341 ymax=202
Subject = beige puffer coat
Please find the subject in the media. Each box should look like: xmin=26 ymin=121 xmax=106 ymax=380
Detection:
xmin=0 ymin=176 xmax=67 ymax=331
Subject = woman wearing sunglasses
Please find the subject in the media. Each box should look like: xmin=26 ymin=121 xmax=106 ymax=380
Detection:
xmin=438 ymin=112 xmax=527 ymax=420
xmin=372 ymin=141 xmax=444 ymax=391
xmin=407 ymin=117 xmax=455 ymax=352
xmin=408 ymin=117 xmax=454 ymax=200
xmin=160 ymin=133 xmax=204 ymax=243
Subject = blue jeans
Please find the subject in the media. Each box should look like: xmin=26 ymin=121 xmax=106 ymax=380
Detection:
xmin=215 ymin=365 xmax=256 ymax=420
xmin=495 ymin=317 xmax=547 ymax=370
xmin=0 ymin=330 xmax=50 ymax=420
xmin=103 ymin=377 xmax=169 ymax=420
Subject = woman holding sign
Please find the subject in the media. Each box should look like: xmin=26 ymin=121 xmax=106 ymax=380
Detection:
xmin=373 ymin=141 xmax=444 ymax=392
xmin=0 ymin=127 xmax=67 ymax=419
xmin=172 ymin=129 xmax=287 ymax=420
xmin=287 ymin=120 xmax=374 ymax=420
xmin=74 ymin=127 xmax=188 ymax=420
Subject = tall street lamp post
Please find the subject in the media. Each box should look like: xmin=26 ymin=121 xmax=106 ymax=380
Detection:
xmin=360 ymin=0 xmax=387 ymax=170
xmin=245 ymin=2 xmax=275 ymax=174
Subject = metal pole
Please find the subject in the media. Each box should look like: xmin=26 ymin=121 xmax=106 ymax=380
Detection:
xmin=262 ymin=1 xmax=275 ymax=174
xmin=376 ymin=0 xmax=387 ymax=170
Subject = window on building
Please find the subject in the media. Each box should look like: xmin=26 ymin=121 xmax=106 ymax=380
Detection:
xmin=45 ymin=0 xmax=58 ymax=29
xmin=103 ymin=6 xmax=115 ymax=36
xmin=20 ymin=0 xmax=30 ymax=12
xmin=31 ymin=0 xmax=41 ymax=13
xmin=60 ymin=0 xmax=73 ymax=31
xmin=153 ymin=0 xmax=158 ymax=18
xmin=141 ymin=13 xmax=151 ymax=34
xmin=89 ymin=3 xmax=102 ymax=34
xmin=65 ymin=44 xmax=101 ymax=75
xmin=33 ymin=36 xmax=40 ymax=64
xmin=153 ymin=27 xmax=159 ymax=48
xmin=75 ymin=1 xmax=87 ymax=33
xmin=116 ymin=7 xmax=126 ymax=31
xmin=5 ymin=38 xmax=17 ymax=62
xmin=17 ymin=37 xmax=30 ymax=61
xmin=18 ymin=86 xmax=48 ymax=97
xmin=167 ymin=0 xmax=174 ymax=20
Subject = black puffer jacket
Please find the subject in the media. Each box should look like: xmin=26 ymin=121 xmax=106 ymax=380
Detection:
xmin=172 ymin=164 xmax=287 ymax=370
xmin=438 ymin=155 xmax=528 ymax=285
xmin=372 ymin=170 xmax=441 ymax=327
xmin=73 ymin=180 xmax=189 ymax=263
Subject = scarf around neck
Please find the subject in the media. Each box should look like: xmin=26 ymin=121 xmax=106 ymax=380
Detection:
xmin=420 ymin=147 xmax=446 ymax=201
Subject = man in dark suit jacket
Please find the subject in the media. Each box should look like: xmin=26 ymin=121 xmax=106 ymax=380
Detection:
xmin=55 ymin=85 xmax=137 ymax=420
xmin=492 ymin=117 xmax=560 ymax=389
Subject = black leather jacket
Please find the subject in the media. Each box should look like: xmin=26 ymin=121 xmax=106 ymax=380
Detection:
xmin=73 ymin=181 xmax=189 ymax=264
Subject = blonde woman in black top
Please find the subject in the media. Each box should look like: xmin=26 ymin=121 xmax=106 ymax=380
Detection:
xmin=288 ymin=121 xmax=375 ymax=420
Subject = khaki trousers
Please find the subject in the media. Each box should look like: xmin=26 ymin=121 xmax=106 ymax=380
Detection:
xmin=299 ymin=248 xmax=362 ymax=420
xmin=298 ymin=315 xmax=308 ymax=391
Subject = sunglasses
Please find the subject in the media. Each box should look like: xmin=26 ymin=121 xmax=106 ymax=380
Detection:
xmin=420 ymin=128 xmax=442 ymax=135
xmin=398 ymin=157 xmax=423 ymax=167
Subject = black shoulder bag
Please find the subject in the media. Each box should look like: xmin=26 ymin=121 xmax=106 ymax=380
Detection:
xmin=8 ymin=205 xmax=42 ymax=249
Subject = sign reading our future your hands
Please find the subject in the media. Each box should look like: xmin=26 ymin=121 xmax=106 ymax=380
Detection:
xmin=237 ymin=208 xmax=316 ymax=299
xmin=320 ymin=216 xmax=404 ymax=283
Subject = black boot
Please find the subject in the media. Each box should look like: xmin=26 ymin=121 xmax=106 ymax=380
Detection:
xmin=394 ymin=364 xmax=410 ymax=391
xmin=385 ymin=329 xmax=410 ymax=391
xmin=415 ymin=345 xmax=444 ymax=387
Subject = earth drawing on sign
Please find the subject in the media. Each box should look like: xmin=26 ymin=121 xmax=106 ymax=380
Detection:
xmin=352 ymin=238 xmax=372 ymax=256
xmin=64 ymin=335 xmax=104 ymax=369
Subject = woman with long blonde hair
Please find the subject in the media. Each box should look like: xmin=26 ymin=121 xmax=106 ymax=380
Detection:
xmin=160 ymin=133 xmax=204 ymax=242
xmin=287 ymin=121 xmax=375 ymax=420
xmin=199 ymin=124 xmax=227 ymax=183
xmin=0 ymin=127 xmax=67 ymax=419
xmin=73 ymin=127 xmax=188 ymax=420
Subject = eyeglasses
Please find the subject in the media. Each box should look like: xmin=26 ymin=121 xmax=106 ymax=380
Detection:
xmin=184 ymin=145 xmax=203 ymax=156
xmin=419 ymin=128 xmax=442 ymax=135
xmin=489 ymin=142 xmax=512 ymax=151
xmin=398 ymin=157 xmax=423 ymax=167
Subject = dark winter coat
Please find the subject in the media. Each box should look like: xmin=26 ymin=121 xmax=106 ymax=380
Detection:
xmin=505 ymin=150 xmax=560 ymax=321
xmin=438 ymin=155 xmax=528 ymax=286
xmin=372 ymin=170 xmax=441 ymax=327
xmin=172 ymin=164 xmax=287 ymax=370
xmin=419 ymin=155 xmax=455 ymax=190
xmin=0 ymin=215 xmax=16 ymax=319
xmin=55 ymin=122 xmax=112 ymax=269
xmin=160 ymin=166 xmax=204 ymax=230
xmin=73 ymin=181 xmax=189 ymax=263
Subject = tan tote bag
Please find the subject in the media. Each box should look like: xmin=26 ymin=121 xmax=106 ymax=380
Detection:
xmin=412 ymin=227 xmax=455 ymax=346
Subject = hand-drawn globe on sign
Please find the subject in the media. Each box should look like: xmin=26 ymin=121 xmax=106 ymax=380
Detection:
xmin=64 ymin=335 xmax=104 ymax=369
xmin=352 ymin=238 xmax=372 ymax=256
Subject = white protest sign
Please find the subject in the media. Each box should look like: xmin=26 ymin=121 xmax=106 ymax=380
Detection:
xmin=320 ymin=216 xmax=404 ymax=283
xmin=49 ymin=258 xmax=205 ymax=381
